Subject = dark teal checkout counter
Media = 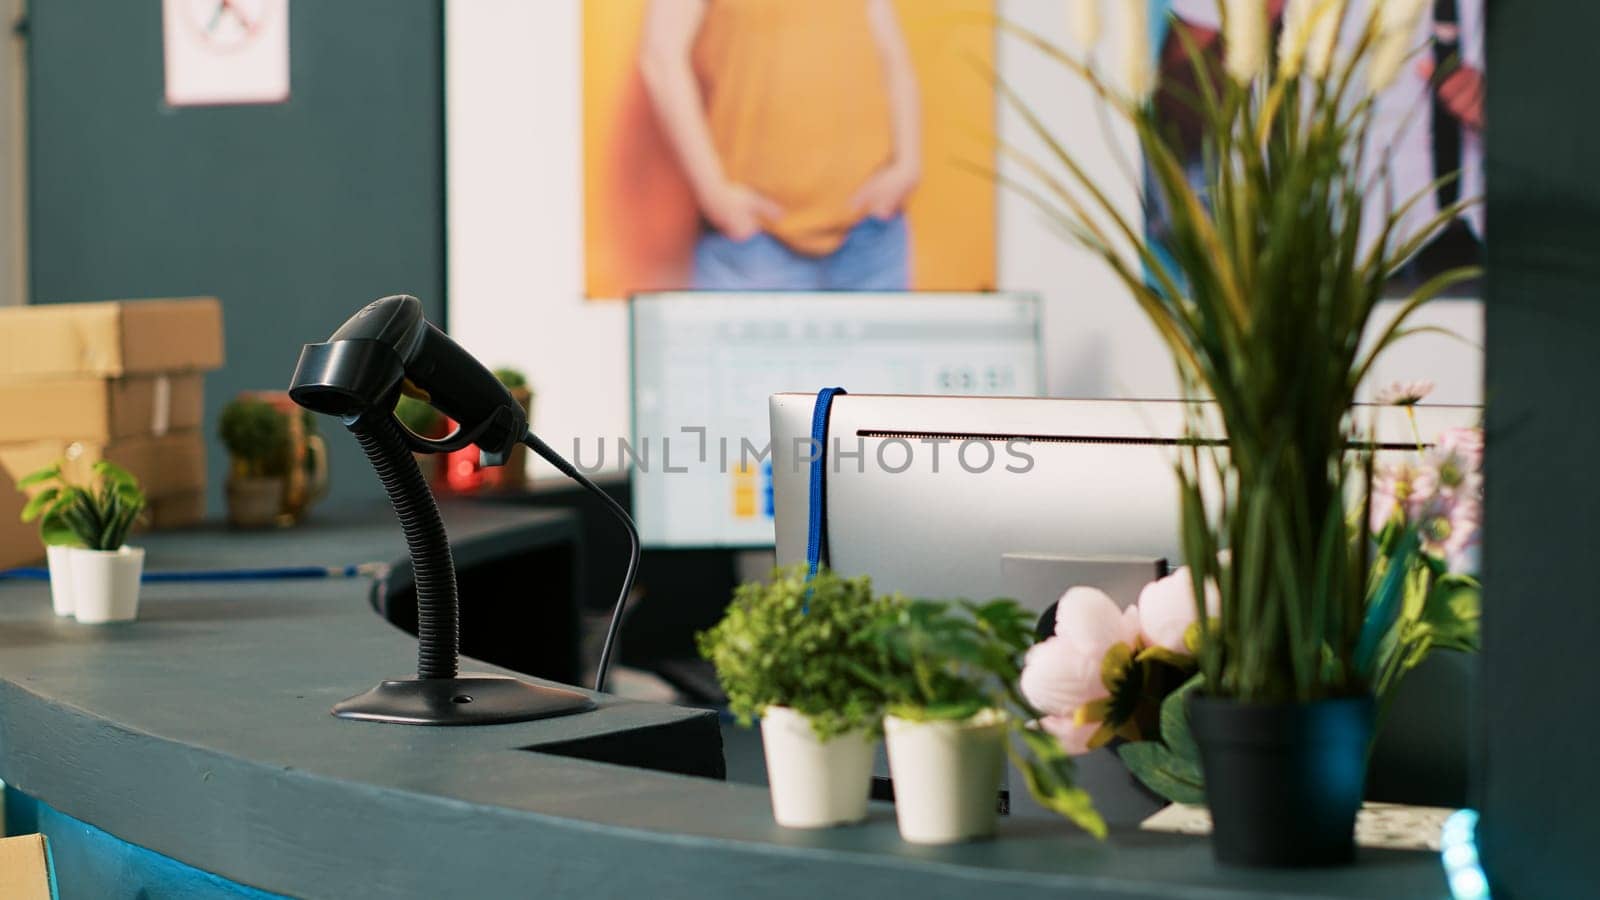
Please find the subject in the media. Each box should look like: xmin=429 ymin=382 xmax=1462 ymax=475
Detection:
xmin=0 ymin=502 xmax=1453 ymax=899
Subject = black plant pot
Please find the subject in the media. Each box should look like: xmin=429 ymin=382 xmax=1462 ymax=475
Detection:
xmin=1189 ymin=694 xmax=1374 ymax=868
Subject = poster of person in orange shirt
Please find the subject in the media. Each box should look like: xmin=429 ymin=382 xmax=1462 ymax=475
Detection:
xmin=583 ymin=0 xmax=996 ymax=299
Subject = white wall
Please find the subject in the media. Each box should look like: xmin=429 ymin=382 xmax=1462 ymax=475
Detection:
xmin=448 ymin=0 xmax=626 ymax=468
xmin=445 ymin=0 xmax=1481 ymax=471
xmin=0 ymin=0 xmax=25 ymax=307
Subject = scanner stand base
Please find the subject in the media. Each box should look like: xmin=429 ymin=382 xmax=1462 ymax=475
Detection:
xmin=332 ymin=674 xmax=596 ymax=725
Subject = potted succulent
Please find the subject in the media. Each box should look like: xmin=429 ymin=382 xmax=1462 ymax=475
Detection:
xmin=394 ymin=394 xmax=448 ymax=485
xmin=1004 ymin=2 xmax=1480 ymax=866
xmin=244 ymin=392 xmax=330 ymax=524
xmin=18 ymin=461 xmax=148 ymax=623
xmin=485 ymin=367 xmax=534 ymax=490
xmin=697 ymin=565 xmax=895 ymax=829
xmin=219 ymin=397 xmax=292 ymax=528
xmin=867 ymin=598 xmax=1105 ymax=844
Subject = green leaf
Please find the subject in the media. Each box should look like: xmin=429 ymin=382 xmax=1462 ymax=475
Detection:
xmin=1420 ymin=576 xmax=1481 ymax=651
xmin=916 ymin=699 xmax=986 ymax=722
xmin=91 ymin=460 xmax=139 ymax=491
xmin=1357 ymin=526 xmax=1419 ymax=678
xmin=1012 ymin=727 xmax=1107 ymax=838
xmin=1158 ymin=675 xmax=1204 ymax=773
xmin=39 ymin=514 xmax=80 ymax=548
xmin=15 ymin=465 xmax=61 ymax=490
xmin=1117 ymin=741 xmax=1207 ymax=805
xmin=19 ymin=487 xmax=61 ymax=523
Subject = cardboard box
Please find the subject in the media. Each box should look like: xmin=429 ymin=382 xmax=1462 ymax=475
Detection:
xmin=0 ymin=297 xmax=223 ymax=379
xmin=0 ymin=431 xmax=208 ymax=500
xmin=0 ymin=834 xmax=54 ymax=900
xmin=0 ymin=373 xmax=205 ymax=444
xmin=0 ymin=468 xmax=43 ymax=569
xmin=145 ymin=490 xmax=207 ymax=530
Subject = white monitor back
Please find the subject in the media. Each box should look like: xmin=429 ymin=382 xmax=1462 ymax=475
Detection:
xmin=770 ymin=393 xmax=1481 ymax=602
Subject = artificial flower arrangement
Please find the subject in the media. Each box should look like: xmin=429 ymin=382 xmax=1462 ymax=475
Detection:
xmin=1019 ymin=399 xmax=1484 ymax=805
xmin=995 ymin=0 xmax=1481 ymax=865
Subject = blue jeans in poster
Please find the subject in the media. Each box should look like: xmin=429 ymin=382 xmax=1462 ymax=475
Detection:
xmin=691 ymin=214 xmax=910 ymax=291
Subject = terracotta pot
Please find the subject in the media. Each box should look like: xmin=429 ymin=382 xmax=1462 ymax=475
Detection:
xmin=484 ymin=386 xmax=534 ymax=491
xmin=227 ymin=476 xmax=286 ymax=529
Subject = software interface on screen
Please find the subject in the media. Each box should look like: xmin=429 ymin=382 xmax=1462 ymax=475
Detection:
xmin=630 ymin=293 xmax=1044 ymax=548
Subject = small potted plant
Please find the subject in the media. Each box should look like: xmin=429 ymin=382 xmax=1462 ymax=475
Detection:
xmin=485 ymin=367 xmax=534 ymax=490
xmin=697 ymin=565 xmax=894 ymax=829
xmin=868 ymin=598 xmax=1106 ymax=844
xmin=17 ymin=467 xmax=85 ymax=617
xmin=18 ymin=461 xmax=147 ymax=624
xmin=394 ymin=394 xmax=448 ymax=485
xmin=218 ymin=397 xmax=291 ymax=528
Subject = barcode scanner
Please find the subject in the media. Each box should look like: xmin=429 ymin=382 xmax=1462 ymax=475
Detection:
xmin=288 ymin=295 xmax=638 ymax=725
xmin=289 ymin=294 xmax=524 ymax=464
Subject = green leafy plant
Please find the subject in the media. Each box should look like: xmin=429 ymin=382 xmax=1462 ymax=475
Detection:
xmin=218 ymin=398 xmax=291 ymax=479
xmin=493 ymin=367 xmax=530 ymax=392
xmin=866 ymin=598 xmax=1106 ymax=838
xmin=697 ymin=564 xmax=899 ymax=741
xmin=994 ymin=6 xmax=1480 ymax=703
xmin=18 ymin=461 xmax=147 ymax=551
xmin=393 ymin=394 xmax=447 ymax=439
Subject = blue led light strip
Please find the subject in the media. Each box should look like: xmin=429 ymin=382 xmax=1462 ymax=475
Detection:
xmin=1442 ymin=809 xmax=1491 ymax=899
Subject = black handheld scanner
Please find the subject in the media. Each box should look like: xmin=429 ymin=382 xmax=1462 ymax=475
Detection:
xmin=288 ymin=295 xmax=526 ymax=461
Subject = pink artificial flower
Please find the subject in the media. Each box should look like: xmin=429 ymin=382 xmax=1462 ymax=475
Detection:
xmin=1019 ymin=587 xmax=1138 ymax=720
xmin=1037 ymin=714 xmax=1102 ymax=756
xmin=1370 ymin=458 xmax=1419 ymax=534
xmin=1444 ymin=499 xmax=1483 ymax=574
xmin=1375 ymin=380 xmax=1436 ymax=406
xmin=1137 ymin=567 xmax=1219 ymax=655
xmin=1435 ymin=427 xmax=1484 ymax=477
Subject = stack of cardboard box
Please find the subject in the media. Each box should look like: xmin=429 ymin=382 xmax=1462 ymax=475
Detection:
xmin=0 ymin=299 xmax=224 ymax=569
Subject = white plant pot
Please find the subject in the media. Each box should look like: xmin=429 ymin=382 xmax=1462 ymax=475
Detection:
xmin=884 ymin=711 xmax=1008 ymax=844
xmin=69 ymin=546 xmax=145 ymax=624
xmin=759 ymin=706 xmax=875 ymax=828
xmin=45 ymin=544 xmax=77 ymax=617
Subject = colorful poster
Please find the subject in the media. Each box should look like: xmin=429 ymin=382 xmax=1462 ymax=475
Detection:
xmin=1149 ymin=0 xmax=1485 ymax=296
xmin=583 ymin=0 xmax=997 ymax=299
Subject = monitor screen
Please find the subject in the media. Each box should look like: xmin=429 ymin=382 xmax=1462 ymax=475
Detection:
xmin=629 ymin=292 xmax=1044 ymax=548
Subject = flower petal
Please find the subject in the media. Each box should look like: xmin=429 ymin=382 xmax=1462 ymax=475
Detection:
xmin=1039 ymin=714 xmax=1101 ymax=757
xmin=1054 ymin=586 xmax=1127 ymax=653
xmin=1020 ymin=637 xmax=1108 ymax=716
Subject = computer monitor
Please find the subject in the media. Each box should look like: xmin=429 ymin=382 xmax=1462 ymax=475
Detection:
xmin=769 ymin=393 xmax=1483 ymax=602
xmin=629 ymin=293 xmax=1044 ymax=548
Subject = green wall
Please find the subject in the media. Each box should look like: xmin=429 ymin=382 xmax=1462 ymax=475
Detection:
xmin=26 ymin=0 xmax=445 ymax=511
xmin=1482 ymin=1 xmax=1600 ymax=896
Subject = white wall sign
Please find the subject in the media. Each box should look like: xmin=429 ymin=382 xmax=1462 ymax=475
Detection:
xmin=163 ymin=0 xmax=290 ymax=107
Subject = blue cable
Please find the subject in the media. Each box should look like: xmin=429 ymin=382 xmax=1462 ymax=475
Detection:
xmin=805 ymin=387 xmax=847 ymax=584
